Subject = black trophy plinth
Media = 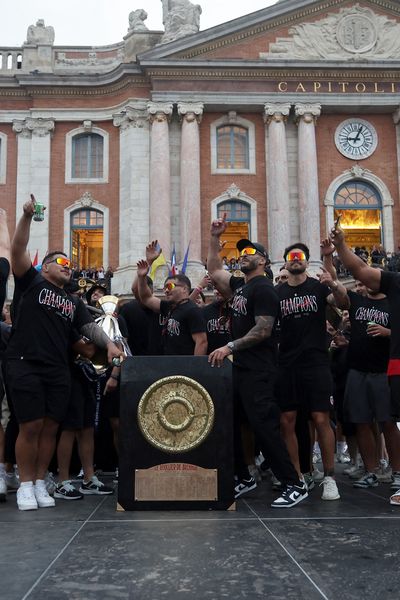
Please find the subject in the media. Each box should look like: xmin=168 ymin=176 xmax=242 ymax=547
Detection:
xmin=118 ymin=356 xmax=234 ymax=511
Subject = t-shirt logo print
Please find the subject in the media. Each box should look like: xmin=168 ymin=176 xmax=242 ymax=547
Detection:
xmin=280 ymin=295 xmax=318 ymax=317
xmin=354 ymin=306 xmax=389 ymax=326
xmin=38 ymin=288 xmax=76 ymax=321
xmin=231 ymin=294 xmax=248 ymax=316
xmin=167 ymin=317 xmax=180 ymax=336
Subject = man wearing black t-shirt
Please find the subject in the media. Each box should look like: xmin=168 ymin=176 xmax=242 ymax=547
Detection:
xmin=0 ymin=207 xmax=10 ymax=502
xmin=5 ymin=196 xmax=122 ymax=511
xmin=277 ymin=243 xmax=349 ymax=501
xmin=344 ymin=283 xmax=398 ymax=488
xmin=207 ymin=216 xmax=307 ymax=509
xmin=331 ymin=226 xmax=400 ymax=506
xmin=136 ymin=261 xmax=207 ymax=356
xmin=202 ymin=288 xmax=232 ymax=354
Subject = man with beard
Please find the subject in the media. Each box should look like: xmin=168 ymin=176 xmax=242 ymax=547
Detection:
xmin=277 ymin=243 xmax=349 ymax=501
xmin=330 ymin=225 xmax=400 ymax=505
xmin=207 ymin=216 xmax=307 ymax=508
xmin=5 ymin=196 xmax=122 ymax=511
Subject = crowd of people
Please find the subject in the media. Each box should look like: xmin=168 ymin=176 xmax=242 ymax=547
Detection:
xmin=0 ymin=196 xmax=400 ymax=512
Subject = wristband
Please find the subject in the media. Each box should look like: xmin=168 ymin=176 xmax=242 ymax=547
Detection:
xmin=110 ymin=374 xmax=119 ymax=381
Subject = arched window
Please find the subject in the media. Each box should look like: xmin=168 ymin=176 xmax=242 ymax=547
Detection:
xmin=216 ymin=125 xmax=249 ymax=170
xmin=70 ymin=208 xmax=104 ymax=270
xmin=71 ymin=133 xmax=104 ymax=179
xmin=334 ymin=180 xmax=382 ymax=208
xmin=217 ymin=200 xmax=251 ymax=222
xmin=334 ymin=180 xmax=382 ymax=249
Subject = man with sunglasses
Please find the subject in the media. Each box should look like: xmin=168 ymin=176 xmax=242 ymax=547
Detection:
xmin=136 ymin=261 xmax=207 ymax=356
xmin=4 ymin=196 xmax=123 ymax=511
xmin=276 ymin=243 xmax=349 ymax=501
xmin=207 ymin=216 xmax=307 ymax=508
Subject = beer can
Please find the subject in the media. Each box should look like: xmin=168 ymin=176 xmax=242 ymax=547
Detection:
xmin=33 ymin=203 xmax=45 ymax=222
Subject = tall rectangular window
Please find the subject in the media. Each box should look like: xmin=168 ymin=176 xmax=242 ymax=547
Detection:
xmin=216 ymin=126 xmax=249 ymax=170
xmin=72 ymin=133 xmax=104 ymax=179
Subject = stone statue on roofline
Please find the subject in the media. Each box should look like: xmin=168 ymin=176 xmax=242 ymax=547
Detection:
xmin=161 ymin=0 xmax=202 ymax=44
xmin=128 ymin=9 xmax=149 ymax=32
xmin=26 ymin=19 xmax=55 ymax=45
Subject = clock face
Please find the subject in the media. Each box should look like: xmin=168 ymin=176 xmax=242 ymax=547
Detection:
xmin=335 ymin=119 xmax=378 ymax=160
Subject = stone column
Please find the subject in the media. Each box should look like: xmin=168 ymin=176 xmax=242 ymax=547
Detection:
xmin=112 ymin=104 xmax=149 ymax=293
xmin=12 ymin=117 xmax=54 ymax=263
xmin=177 ymin=102 xmax=204 ymax=277
xmin=295 ymin=103 xmax=322 ymax=270
xmin=147 ymin=102 xmax=173 ymax=261
xmin=264 ymin=103 xmax=291 ymax=266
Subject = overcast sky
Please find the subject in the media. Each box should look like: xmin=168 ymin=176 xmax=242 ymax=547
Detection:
xmin=1 ymin=0 xmax=277 ymax=47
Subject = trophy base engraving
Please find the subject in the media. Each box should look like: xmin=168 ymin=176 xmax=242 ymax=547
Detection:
xmin=135 ymin=463 xmax=218 ymax=501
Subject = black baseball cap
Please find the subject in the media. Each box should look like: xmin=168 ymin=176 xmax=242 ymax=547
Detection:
xmin=86 ymin=283 xmax=107 ymax=305
xmin=237 ymin=239 xmax=268 ymax=258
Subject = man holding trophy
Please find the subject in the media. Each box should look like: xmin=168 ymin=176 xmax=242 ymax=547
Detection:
xmin=4 ymin=195 xmax=123 ymax=511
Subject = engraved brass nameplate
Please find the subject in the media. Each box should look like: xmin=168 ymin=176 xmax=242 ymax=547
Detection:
xmin=135 ymin=463 xmax=218 ymax=501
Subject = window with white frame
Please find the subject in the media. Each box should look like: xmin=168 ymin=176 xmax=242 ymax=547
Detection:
xmin=65 ymin=126 xmax=109 ymax=183
xmin=211 ymin=114 xmax=256 ymax=174
xmin=0 ymin=133 xmax=7 ymax=184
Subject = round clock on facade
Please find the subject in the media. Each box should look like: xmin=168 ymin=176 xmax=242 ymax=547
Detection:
xmin=334 ymin=119 xmax=378 ymax=160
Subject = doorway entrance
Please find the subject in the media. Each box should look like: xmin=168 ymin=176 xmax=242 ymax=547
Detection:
xmin=334 ymin=180 xmax=382 ymax=251
xmin=70 ymin=208 xmax=104 ymax=271
xmin=217 ymin=200 xmax=250 ymax=260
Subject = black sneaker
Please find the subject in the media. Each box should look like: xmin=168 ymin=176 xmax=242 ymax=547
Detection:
xmin=271 ymin=482 xmax=308 ymax=508
xmin=54 ymin=480 xmax=84 ymax=500
xmin=234 ymin=477 xmax=257 ymax=499
xmin=79 ymin=475 xmax=114 ymax=495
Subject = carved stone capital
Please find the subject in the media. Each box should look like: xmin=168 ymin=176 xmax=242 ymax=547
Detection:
xmin=113 ymin=106 xmax=148 ymax=130
xmin=295 ymin=103 xmax=321 ymax=125
xmin=147 ymin=102 xmax=173 ymax=124
xmin=13 ymin=118 xmax=55 ymax=138
xmin=177 ymin=102 xmax=204 ymax=124
xmin=263 ymin=103 xmax=291 ymax=125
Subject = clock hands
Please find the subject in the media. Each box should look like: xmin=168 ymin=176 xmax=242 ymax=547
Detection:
xmin=347 ymin=125 xmax=363 ymax=144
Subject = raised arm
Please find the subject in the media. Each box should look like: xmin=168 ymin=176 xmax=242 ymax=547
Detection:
xmin=11 ymin=195 xmax=37 ymax=277
xmin=320 ymin=238 xmax=337 ymax=281
xmin=131 ymin=240 xmax=161 ymax=296
xmin=330 ymin=226 xmax=381 ymax=291
xmin=136 ymin=259 xmax=161 ymax=313
xmin=207 ymin=215 xmax=232 ymax=298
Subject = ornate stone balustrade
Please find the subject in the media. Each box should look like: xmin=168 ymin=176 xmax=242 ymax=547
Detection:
xmin=0 ymin=49 xmax=23 ymax=73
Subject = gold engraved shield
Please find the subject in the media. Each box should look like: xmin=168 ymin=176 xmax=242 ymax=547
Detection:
xmin=137 ymin=376 xmax=215 ymax=453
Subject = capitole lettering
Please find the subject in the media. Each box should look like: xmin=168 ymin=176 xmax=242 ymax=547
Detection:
xmin=277 ymin=81 xmax=399 ymax=93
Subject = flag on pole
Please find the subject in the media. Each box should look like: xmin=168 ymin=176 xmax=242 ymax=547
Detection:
xmin=32 ymin=250 xmax=39 ymax=267
xmin=181 ymin=241 xmax=191 ymax=274
xmin=170 ymin=244 xmax=177 ymax=276
xmin=149 ymin=251 xmax=167 ymax=281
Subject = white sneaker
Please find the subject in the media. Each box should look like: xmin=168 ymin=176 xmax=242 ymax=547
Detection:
xmin=320 ymin=476 xmax=340 ymax=500
xmin=5 ymin=470 xmax=19 ymax=492
xmin=375 ymin=465 xmax=393 ymax=483
xmin=0 ymin=474 xmax=7 ymax=502
xmin=34 ymin=480 xmax=55 ymax=508
xmin=17 ymin=484 xmax=38 ymax=511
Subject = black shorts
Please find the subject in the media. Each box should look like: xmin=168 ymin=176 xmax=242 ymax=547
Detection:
xmin=344 ymin=369 xmax=392 ymax=423
xmin=101 ymin=384 xmax=120 ymax=419
xmin=5 ymin=359 xmax=71 ymax=424
xmin=62 ymin=365 xmax=96 ymax=430
xmin=276 ymin=364 xmax=333 ymax=414
xmin=388 ymin=375 xmax=400 ymax=421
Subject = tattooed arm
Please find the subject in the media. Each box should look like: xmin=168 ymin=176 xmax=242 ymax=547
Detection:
xmin=208 ymin=315 xmax=275 ymax=367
